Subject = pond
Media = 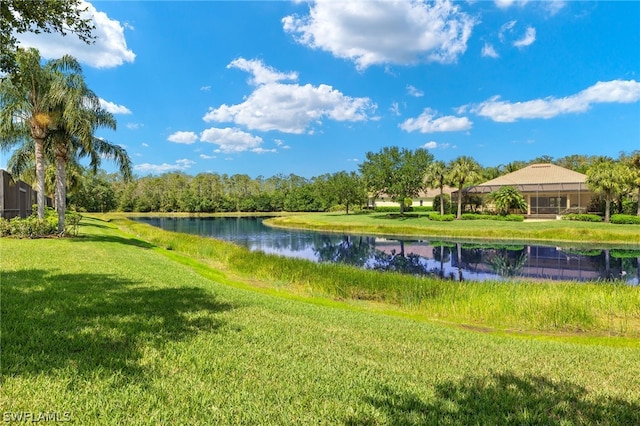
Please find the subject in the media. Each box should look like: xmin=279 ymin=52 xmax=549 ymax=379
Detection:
xmin=134 ymin=216 xmax=640 ymax=285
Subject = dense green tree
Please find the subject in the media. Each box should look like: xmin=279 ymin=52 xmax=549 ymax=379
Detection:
xmin=620 ymin=151 xmax=640 ymax=216
xmin=1 ymin=0 xmax=95 ymax=72
xmin=425 ymin=160 xmax=448 ymax=215
xmin=324 ymin=171 xmax=366 ymax=214
xmin=359 ymin=146 xmax=433 ymax=215
xmin=447 ymin=156 xmax=482 ymax=219
xmin=586 ymin=158 xmax=633 ymax=222
xmin=69 ymin=170 xmax=117 ymax=212
xmin=553 ymin=154 xmax=596 ymax=174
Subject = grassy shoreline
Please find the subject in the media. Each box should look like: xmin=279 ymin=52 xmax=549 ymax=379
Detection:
xmin=102 ymin=215 xmax=640 ymax=341
xmin=2 ymin=216 xmax=640 ymax=423
xmin=264 ymin=212 xmax=640 ymax=246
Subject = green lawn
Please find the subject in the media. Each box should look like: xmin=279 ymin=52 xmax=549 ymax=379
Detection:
xmin=265 ymin=212 xmax=640 ymax=245
xmin=2 ymin=217 xmax=640 ymax=424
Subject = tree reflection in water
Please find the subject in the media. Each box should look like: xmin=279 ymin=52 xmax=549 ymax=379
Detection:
xmin=134 ymin=217 xmax=640 ymax=284
xmin=487 ymin=249 xmax=528 ymax=278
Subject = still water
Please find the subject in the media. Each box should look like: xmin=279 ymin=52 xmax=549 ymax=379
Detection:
xmin=135 ymin=216 xmax=639 ymax=284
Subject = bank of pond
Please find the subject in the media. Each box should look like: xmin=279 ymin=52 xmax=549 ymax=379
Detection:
xmin=134 ymin=216 xmax=639 ymax=285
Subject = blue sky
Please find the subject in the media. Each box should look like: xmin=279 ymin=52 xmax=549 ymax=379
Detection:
xmin=4 ymin=0 xmax=639 ymax=178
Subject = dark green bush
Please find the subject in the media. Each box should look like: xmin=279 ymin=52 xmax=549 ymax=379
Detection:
xmin=0 ymin=207 xmax=59 ymax=238
xmin=562 ymin=214 xmax=603 ymax=222
xmin=610 ymin=214 xmax=640 ymax=225
xmin=428 ymin=213 xmax=455 ymax=221
xmin=461 ymin=213 xmax=524 ymax=222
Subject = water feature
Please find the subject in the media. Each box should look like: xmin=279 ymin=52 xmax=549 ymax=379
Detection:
xmin=134 ymin=216 xmax=639 ymax=284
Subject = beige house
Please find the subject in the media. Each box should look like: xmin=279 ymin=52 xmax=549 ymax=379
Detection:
xmin=460 ymin=163 xmax=594 ymax=217
xmin=372 ymin=186 xmax=456 ymax=208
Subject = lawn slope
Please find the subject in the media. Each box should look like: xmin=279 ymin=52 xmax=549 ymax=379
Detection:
xmin=2 ymin=217 xmax=639 ymax=424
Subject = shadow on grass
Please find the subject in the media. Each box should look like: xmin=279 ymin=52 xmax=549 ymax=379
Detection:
xmin=346 ymin=373 xmax=640 ymax=425
xmin=72 ymin=233 xmax=156 ymax=249
xmin=373 ymin=213 xmax=425 ymax=221
xmin=2 ymin=268 xmax=233 ymax=379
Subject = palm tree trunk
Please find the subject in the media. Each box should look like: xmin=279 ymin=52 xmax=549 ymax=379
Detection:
xmin=55 ymin=146 xmax=67 ymax=234
xmin=34 ymin=137 xmax=46 ymax=220
xmin=456 ymin=187 xmax=463 ymax=219
xmin=637 ymin=188 xmax=640 ymax=217
xmin=439 ymin=186 xmax=444 ymax=216
xmin=605 ymin=199 xmax=611 ymax=222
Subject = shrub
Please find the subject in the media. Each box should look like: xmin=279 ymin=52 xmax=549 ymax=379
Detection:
xmin=1 ymin=207 xmax=59 ymax=238
xmin=432 ymin=194 xmax=451 ymax=214
xmin=65 ymin=211 xmax=83 ymax=236
xmin=428 ymin=213 xmax=455 ymax=221
xmin=461 ymin=213 xmax=524 ymax=222
xmin=375 ymin=206 xmax=411 ymax=213
xmin=610 ymin=214 xmax=640 ymax=225
xmin=562 ymin=214 xmax=603 ymax=222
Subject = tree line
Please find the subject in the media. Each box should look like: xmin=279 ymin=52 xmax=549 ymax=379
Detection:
xmin=60 ymin=150 xmax=640 ymax=223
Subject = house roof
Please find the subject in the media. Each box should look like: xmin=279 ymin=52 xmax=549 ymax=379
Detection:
xmin=463 ymin=163 xmax=590 ymax=194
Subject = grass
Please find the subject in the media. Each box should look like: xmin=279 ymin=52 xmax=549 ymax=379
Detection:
xmin=109 ymin=215 xmax=640 ymax=339
xmin=265 ymin=212 xmax=640 ymax=245
xmin=2 ymin=216 xmax=640 ymax=424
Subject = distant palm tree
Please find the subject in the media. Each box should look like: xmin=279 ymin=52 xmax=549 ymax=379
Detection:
xmin=447 ymin=156 xmax=481 ymax=219
xmin=627 ymin=151 xmax=640 ymax=216
xmin=586 ymin=158 xmax=633 ymax=222
xmin=0 ymin=48 xmax=80 ymax=219
xmin=425 ymin=160 xmax=448 ymax=215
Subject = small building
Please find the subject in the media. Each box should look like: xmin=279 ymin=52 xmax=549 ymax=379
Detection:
xmin=0 ymin=169 xmax=37 ymax=219
xmin=371 ymin=186 xmax=456 ymax=209
xmin=459 ymin=163 xmax=594 ymax=218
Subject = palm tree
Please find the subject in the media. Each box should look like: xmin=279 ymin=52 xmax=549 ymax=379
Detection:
xmin=586 ymin=158 xmax=633 ymax=222
xmin=487 ymin=186 xmax=527 ymax=215
xmin=425 ymin=160 xmax=448 ymax=215
xmin=48 ymin=71 xmax=131 ymax=232
xmin=0 ymin=48 xmax=79 ymax=219
xmin=626 ymin=151 xmax=640 ymax=216
xmin=447 ymin=156 xmax=481 ymax=219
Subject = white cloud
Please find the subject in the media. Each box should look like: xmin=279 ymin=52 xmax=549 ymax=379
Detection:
xmin=481 ymin=43 xmax=499 ymax=58
xmin=200 ymin=127 xmax=264 ymax=153
xmin=498 ymin=20 xmax=517 ymax=42
xmin=200 ymin=86 xmax=211 ymax=91
xmin=400 ymin=108 xmax=472 ymax=133
xmin=422 ymin=141 xmax=453 ymax=150
xmin=126 ymin=123 xmax=143 ymax=130
xmin=99 ymin=98 xmax=131 ymax=115
xmin=228 ymin=57 xmax=298 ymax=85
xmin=141 ymin=143 xmax=149 ymax=147
xmin=134 ymin=159 xmax=194 ymax=175
xmin=16 ymin=1 xmax=135 ymax=68
xmin=390 ymin=102 xmax=401 ymax=116
xmin=544 ymin=1 xmax=566 ymax=15
xmin=203 ymin=58 xmax=375 ymax=134
xmin=513 ymin=27 xmax=536 ymax=48
xmin=252 ymin=147 xmax=277 ymax=154
xmin=407 ymin=85 xmax=424 ymax=97
xmin=167 ymin=131 xmax=198 ymax=144
xmin=199 ymin=154 xmax=216 ymax=160
xmin=473 ymin=79 xmax=640 ymax=122
xmin=282 ymin=0 xmax=475 ymax=69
